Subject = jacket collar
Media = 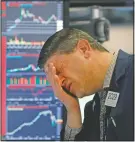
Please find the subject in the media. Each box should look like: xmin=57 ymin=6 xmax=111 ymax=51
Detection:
xmin=93 ymin=50 xmax=130 ymax=106
xmin=113 ymin=49 xmax=130 ymax=85
xmin=108 ymin=50 xmax=130 ymax=117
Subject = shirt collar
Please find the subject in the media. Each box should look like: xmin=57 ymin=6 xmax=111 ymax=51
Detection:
xmin=103 ymin=52 xmax=118 ymax=88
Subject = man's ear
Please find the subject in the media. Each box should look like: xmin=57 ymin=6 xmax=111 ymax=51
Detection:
xmin=76 ymin=39 xmax=92 ymax=58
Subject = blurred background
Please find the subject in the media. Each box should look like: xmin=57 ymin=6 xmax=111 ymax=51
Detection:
xmin=69 ymin=5 xmax=133 ymax=53
xmin=0 ymin=0 xmax=133 ymax=141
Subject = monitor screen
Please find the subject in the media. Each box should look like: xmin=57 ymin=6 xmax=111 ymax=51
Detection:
xmin=1 ymin=0 xmax=68 ymax=140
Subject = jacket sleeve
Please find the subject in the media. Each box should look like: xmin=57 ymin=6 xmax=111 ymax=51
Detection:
xmin=60 ymin=101 xmax=94 ymax=141
xmin=75 ymin=97 xmax=100 ymax=141
xmin=61 ymin=94 xmax=100 ymax=141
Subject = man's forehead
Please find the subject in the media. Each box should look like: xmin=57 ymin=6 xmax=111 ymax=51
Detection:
xmin=44 ymin=55 xmax=64 ymax=69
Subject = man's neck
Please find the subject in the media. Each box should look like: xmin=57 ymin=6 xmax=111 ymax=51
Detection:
xmin=96 ymin=51 xmax=114 ymax=90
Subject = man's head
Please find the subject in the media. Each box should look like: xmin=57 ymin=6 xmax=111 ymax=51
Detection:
xmin=38 ymin=28 xmax=111 ymax=98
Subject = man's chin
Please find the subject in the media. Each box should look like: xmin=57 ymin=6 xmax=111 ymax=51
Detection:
xmin=76 ymin=92 xmax=85 ymax=98
xmin=76 ymin=90 xmax=94 ymax=98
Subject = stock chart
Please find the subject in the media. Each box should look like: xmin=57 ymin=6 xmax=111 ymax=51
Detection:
xmin=6 ymin=104 xmax=63 ymax=140
xmin=1 ymin=1 xmax=64 ymax=140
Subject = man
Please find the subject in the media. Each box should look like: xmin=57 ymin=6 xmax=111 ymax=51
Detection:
xmin=38 ymin=28 xmax=134 ymax=141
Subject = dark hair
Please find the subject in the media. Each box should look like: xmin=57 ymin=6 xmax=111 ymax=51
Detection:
xmin=37 ymin=28 xmax=108 ymax=69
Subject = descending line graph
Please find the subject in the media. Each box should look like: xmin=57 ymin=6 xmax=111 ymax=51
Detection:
xmin=5 ymin=4 xmax=60 ymax=35
xmin=3 ymin=1 xmax=63 ymax=36
xmin=7 ymin=8 xmax=57 ymax=32
xmin=4 ymin=1 xmax=63 ymax=35
xmin=7 ymin=64 xmax=40 ymax=72
xmin=7 ymin=110 xmax=57 ymax=136
xmin=6 ymin=106 xmax=63 ymax=140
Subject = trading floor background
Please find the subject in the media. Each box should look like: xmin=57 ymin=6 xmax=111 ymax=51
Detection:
xmin=0 ymin=0 xmax=133 ymax=141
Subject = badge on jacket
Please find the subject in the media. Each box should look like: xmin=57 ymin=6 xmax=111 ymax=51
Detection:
xmin=105 ymin=91 xmax=120 ymax=107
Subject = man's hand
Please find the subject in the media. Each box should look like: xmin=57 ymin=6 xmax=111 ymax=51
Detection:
xmin=45 ymin=63 xmax=80 ymax=112
xmin=45 ymin=63 xmax=82 ymax=129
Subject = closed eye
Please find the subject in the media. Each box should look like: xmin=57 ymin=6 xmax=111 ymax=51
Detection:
xmin=56 ymin=70 xmax=60 ymax=76
xmin=61 ymin=79 xmax=65 ymax=87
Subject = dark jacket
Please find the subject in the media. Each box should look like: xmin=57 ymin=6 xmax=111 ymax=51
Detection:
xmin=61 ymin=50 xmax=134 ymax=141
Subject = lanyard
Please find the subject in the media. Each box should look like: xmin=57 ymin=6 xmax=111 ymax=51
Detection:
xmin=103 ymin=69 xmax=119 ymax=140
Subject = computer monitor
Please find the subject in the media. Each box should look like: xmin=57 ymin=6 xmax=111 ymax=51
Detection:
xmin=1 ymin=0 xmax=69 ymax=140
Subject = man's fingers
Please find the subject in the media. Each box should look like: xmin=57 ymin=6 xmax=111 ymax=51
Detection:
xmin=47 ymin=63 xmax=54 ymax=79
xmin=54 ymin=75 xmax=61 ymax=88
xmin=47 ymin=63 xmax=58 ymax=88
xmin=48 ymin=63 xmax=55 ymax=74
xmin=52 ymin=67 xmax=56 ymax=76
xmin=54 ymin=75 xmax=64 ymax=100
